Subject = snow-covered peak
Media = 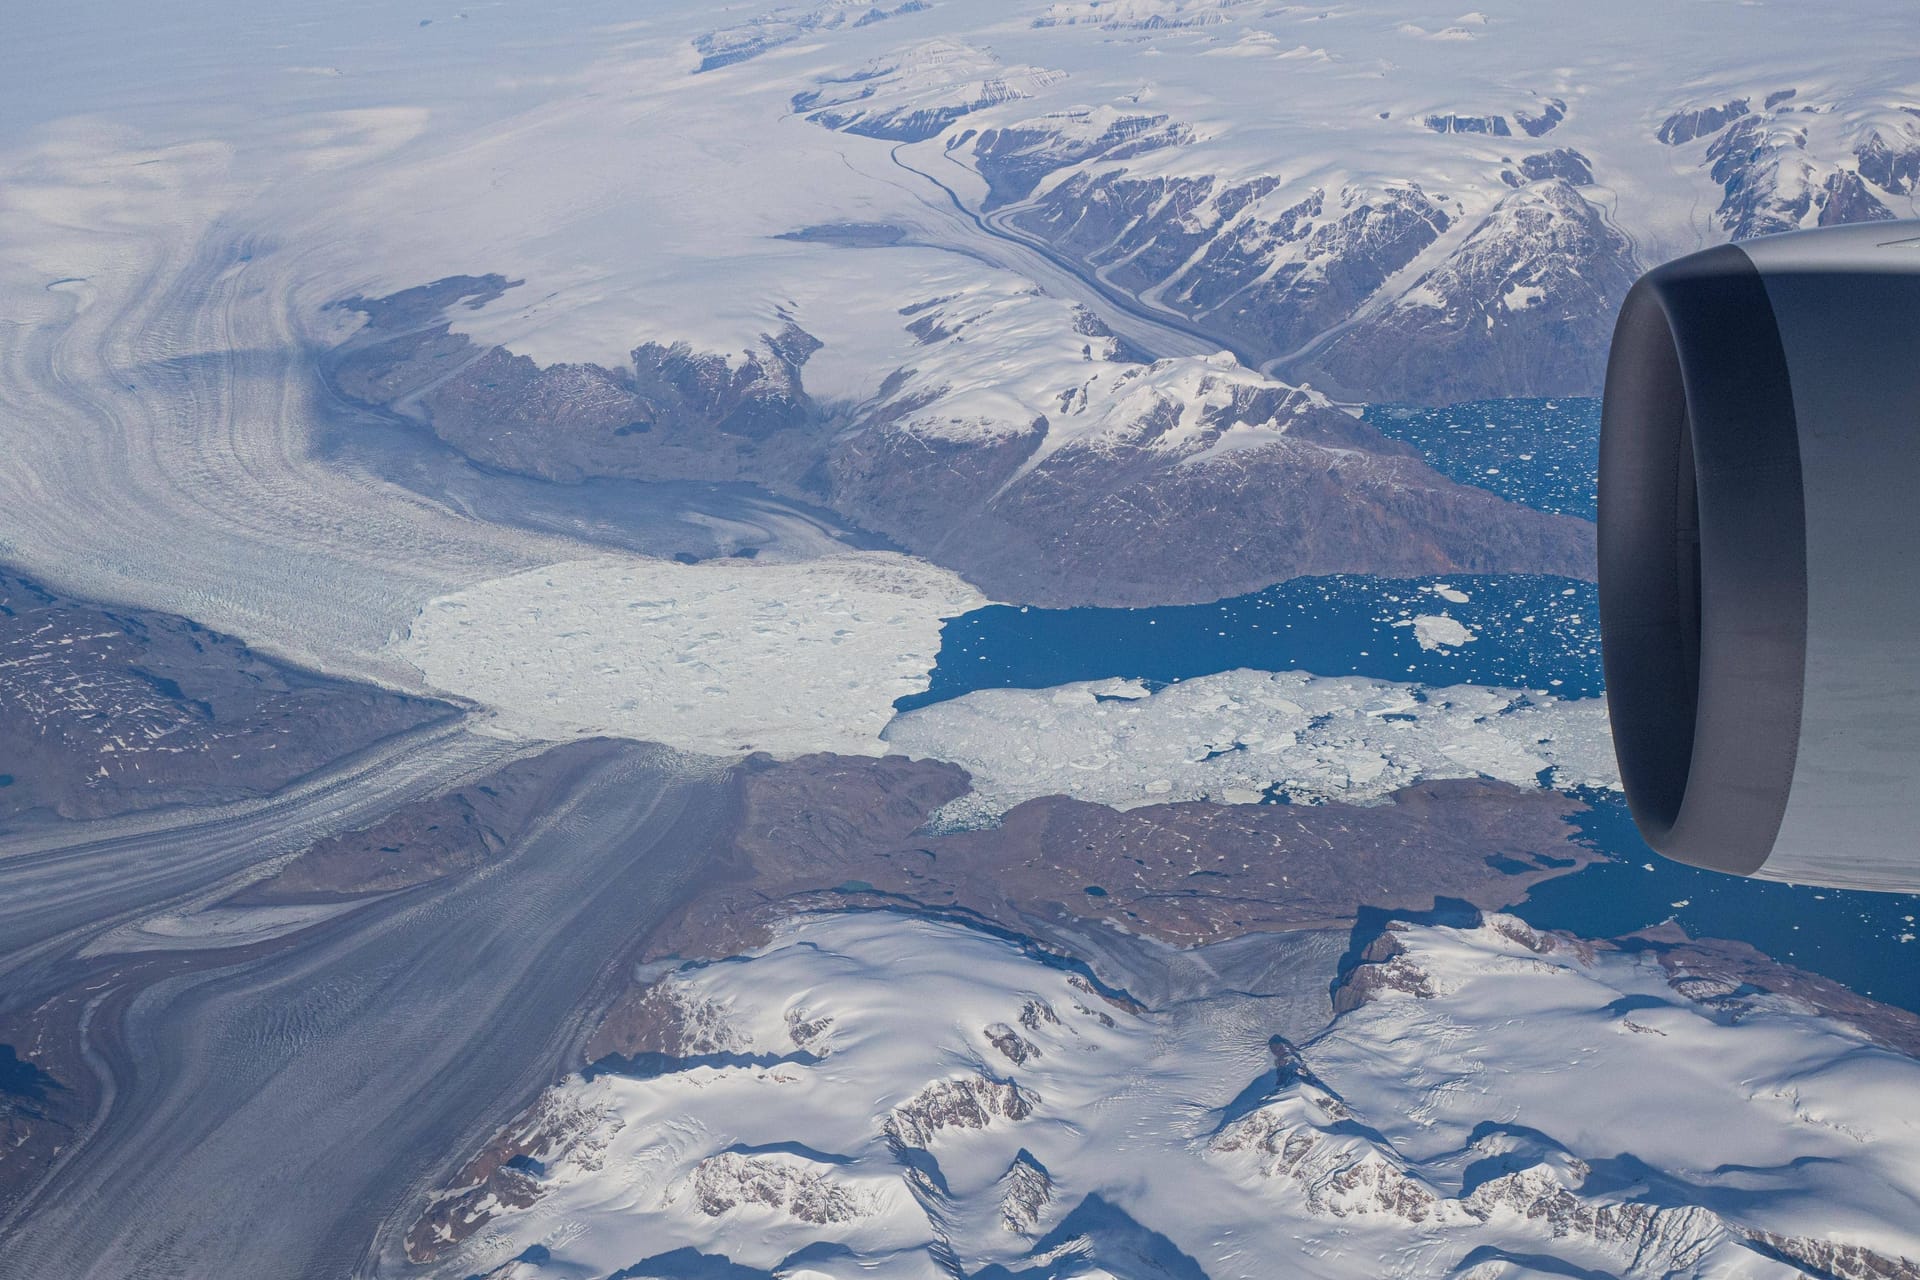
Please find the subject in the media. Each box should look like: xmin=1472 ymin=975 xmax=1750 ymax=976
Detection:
xmin=1032 ymin=0 xmax=1253 ymax=30
xmin=691 ymin=0 xmax=936 ymax=74
xmin=870 ymin=277 xmax=1335 ymax=467
xmin=796 ymin=39 xmax=1070 ymax=141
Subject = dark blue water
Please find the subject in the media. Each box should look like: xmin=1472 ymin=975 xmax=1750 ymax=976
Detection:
xmin=903 ymin=441 xmax=1920 ymax=1013
xmin=898 ymin=573 xmax=1600 ymax=713
xmin=1519 ymin=793 xmax=1920 ymax=1014
xmin=1365 ymin=397 xmax=1601 ymax=520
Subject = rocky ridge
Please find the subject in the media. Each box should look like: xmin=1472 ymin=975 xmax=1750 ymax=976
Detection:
xmin=1657 ymin=90 xmax=1920 ymax=240
xmin=332 ymin=276 xmax=1596 ymax=609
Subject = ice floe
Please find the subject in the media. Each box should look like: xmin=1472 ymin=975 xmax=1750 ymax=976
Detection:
xmin=881 ymin=667 xmax=1617 ymax=823
xmin=392 ymin=552 xmax=986 ymax=757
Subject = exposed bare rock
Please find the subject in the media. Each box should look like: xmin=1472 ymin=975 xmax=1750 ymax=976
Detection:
xmin=794 ymin=40 xmax=1067 ymax=143
xmin=1215 ymin=1105 xmax=1446 ymax=1222
xmin=999 ymin=1148 xmax=1054 ymax=1233
xmin=1857 ymin=128 xmax=1920 ymax=195
xmin=1515 ymin=98 xmax=1567 ymax=137
xmin=1658 ymin=98 xmax=1751 ymax=146
xmin=1461 ymin=1167 xmax=1720 ymax=1269
xmin=1748 ymin=1230 xmax=1920 ymax=1280
xmin=985 ymin=1022 xmax=1042 ymax=1065
xmin=1625 ymin=924 xmax=1920 ymax=1058
xmin=640 ymin=755 xmax=1598 ymax=967
xmin=1668 ymin=100 xmax=1904 ymax=242
xmin=970 ymin=108 xmax=1195 ymax=208
xmin=0 ymin=1042 xmax=80 ymax=1220
xmin=584 ymin=974 xmax=754 ymax=1065
xmin=405 ymin=1089 xmax=616 ymax=1263
xmin=1331 ymin=927 xmax=1435 ymax=1015
xmin=1819 ymin=168 xmax=1896 ymax=226
xmin=1306 ymin=180 xmax=1639 ymax=403
xmin=404 ymin=329 xmax=825 ymax=487
xmin=733 ymin=750 xmax=972 ymax=875
xmin=1425 ymin=112 xmax=1511 ymax=137
xmin=885 ymin=1074 xmax=1037 ymax=1147
xmin=1019 ymin=1000 xmax=1060 ymax=1033
xmin=830 ymin=406 xmax=1594 ymax=605
xmin=1220 ymin=1090 xmax=1917 ymax=1276
xmin=784 ymin=1006 xmax=835 ymax=1055
xmin=0 ymin=570 xmax=454 ymax=825
xmin=1501 ymin=148 xmax=1593 ymax=187
xmin=691 ymin=1151 xmax=873 ymax=1223
xmin=1014 ymin=178 xmax=1448 ymax=357
xmin=333 ymin=279 xmax=1595 ymax=609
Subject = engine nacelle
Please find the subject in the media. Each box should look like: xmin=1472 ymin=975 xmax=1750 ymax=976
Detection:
xmin=1600 ymin=221 xmax=1920 ymax=892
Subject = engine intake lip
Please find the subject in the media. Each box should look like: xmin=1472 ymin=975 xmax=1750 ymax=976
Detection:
xmin=1598 ymin=243 xmax=1808 ymax=875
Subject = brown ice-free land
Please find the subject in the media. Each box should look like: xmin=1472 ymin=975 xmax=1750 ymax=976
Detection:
xmin=328 ymin=277 xmax=1596 ymax=609
xmin=0 ymin=569 xmax=455 ymax=825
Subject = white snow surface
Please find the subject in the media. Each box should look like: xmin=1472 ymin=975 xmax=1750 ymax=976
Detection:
xmin=877 ymin=278 xmax=1331 ymax=466
xmin=881 ymin=668 xmax=1617 ymax=822
xmin=392 ymin=553 xmax=985 ymax=757
xmin=439 ymin=910 xmax=1920 ymax=1280
xmin=5 ymin=0 xmax=1916 ymax=697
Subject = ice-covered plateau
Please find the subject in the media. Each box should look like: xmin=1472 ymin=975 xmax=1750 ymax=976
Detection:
xmin=422 ymin=910 xmax=1920 ymax=1280
xmin=6 ymin=0 xmax=1919 ymax=650
xmin=882 ymin=667 xmax=1617 ymax=824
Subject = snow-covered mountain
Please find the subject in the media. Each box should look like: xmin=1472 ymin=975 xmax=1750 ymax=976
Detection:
xmin=278 ymin=0 xmax=1918 ymax=611
xmin=333 ymin=269 xmax=1595 ymax=607
xmin=412 ymin=910 xmax=1920 ymax=1279
xmin=782 ymin=1 xmax=1920 ymax=402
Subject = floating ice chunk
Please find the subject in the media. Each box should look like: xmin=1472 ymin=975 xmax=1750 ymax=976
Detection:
xmin=1408 ymin=614 xmax=1477 ymax=651
xmin=391 ymin=552 xmax=985 ymax=757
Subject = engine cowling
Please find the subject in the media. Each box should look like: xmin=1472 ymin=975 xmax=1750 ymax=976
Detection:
xmin=1600 ymin=221 xmax=1920 ymax=892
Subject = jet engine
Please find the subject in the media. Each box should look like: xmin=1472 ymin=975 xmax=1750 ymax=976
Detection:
xmin=1600 ymin=220 xmax=1920 ymax=892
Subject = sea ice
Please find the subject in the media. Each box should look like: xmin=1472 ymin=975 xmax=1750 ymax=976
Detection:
xmin=391 ymin=552 xmax=986 ymax=757
xmin=881 ymin=667 xmax=1617 ymax=823
xmin=1405 ymin=612 xmax=1477 ymax=650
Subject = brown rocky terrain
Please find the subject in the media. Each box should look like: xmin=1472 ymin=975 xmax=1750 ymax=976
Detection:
xmin=326 ymin=279 xmax=1597 ymax=609
xmin=592 ymin=753 xmax=1598 ymax=1063
xmin=403 ymin=748 xmax=1920 ymax=1265
xmin=0 ymin=569 xmax=455 ymax=824
xmin=1625 ymin=924 xmax=1920 ymax=1059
